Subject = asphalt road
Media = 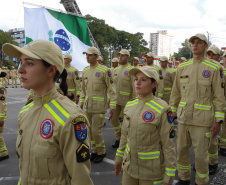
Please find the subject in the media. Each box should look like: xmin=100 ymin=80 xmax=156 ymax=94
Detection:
xmin=0 ymin=86 xmax=226 ymax=185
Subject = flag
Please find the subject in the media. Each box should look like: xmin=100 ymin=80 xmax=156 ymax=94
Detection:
xmin=24 ymin=7 xmax=91 ymax=71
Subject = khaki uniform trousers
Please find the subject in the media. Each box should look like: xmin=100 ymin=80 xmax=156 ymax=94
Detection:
xmin=122 ymin=171 xmax=164 ymax=185
xmin=12 ymin=78 xmax=17 ymax=87
xmin=0 ymin=127 xmax=8 ymax=157
xmin=110 ymin=104 xmax=124 ymax=141
xmin=208 ymin=136 xmax=218 ymax=165
xmin=3 ymin=78 xmax=7 ymax=87
xmin=85 ymin=112 xmax=106 ymax=155
xmin=177 ymin=123 xmax=210 ymax=185
xmin=220 ymin=125 xmax=226 ymax=149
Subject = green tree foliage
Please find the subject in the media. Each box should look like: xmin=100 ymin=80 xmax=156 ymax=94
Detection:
xmin=86 ymin=15 xmax=149 ymax=65
xmin=2 ymin=60 xmax=17 ymax=69
xmin=173 ymin=39 xmax=192 ymax=60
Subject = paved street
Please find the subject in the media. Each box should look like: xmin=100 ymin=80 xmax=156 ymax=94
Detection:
xmin=0 ymin=86 xmax=226 ymax=185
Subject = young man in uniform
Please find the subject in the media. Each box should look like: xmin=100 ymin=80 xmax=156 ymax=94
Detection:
xmin=179 ymin=57 xmax=187 ymax=64
xmin=132 ymin=57 xmax=141 ymax=68
xmin=170 ymin=33 xmax=225 ymax=185
xmin=158 ymin=56 xmax=175 ymax=104
xmin=64 ymin=54 xmax=81 ymax=104
xmin=80 ymin=47 xmax=116 ymax=163
xmin=110 ymin=49 xmax=136 ymax=148
xmin=168 ymin=61 xmax=177 ymax=72
xmin=11 ymin=66 xmax=17 ymax=88
xmin=144 ymin=52 xmax=160 ymax=71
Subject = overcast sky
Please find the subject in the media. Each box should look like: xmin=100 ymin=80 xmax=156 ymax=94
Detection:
xmin=1 ymin=0 xmax=226 ymax=53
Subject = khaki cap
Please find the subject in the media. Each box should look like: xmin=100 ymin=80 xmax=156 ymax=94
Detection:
xmin=117 ymin=49 xmax=130 ymax=56
xmin=63 ymin=54 xmax=72 ymax=60
xmin=223 ymin=51 xmax=226 ymax=57
xmin=189 ymin=33 xmax=208 ymax=44
xmin=144 ymin=52 xmax=154 ymax=58
xmin=160 ymin=56 xmax=168 ymax=62
xmin=180 ymin=57 xmax=187 ymax=62
xmin=133 ymin=57 xmax=139 ymax=61
xmin=83 ymin=47 xmax=99 ymax=55
xmin=97 ymin=56 xmax=103 ymax=61
xmin=112 ymin=57 xmax=119 ymax=63
xmin=12 ymin=66 xmax=15 ymax=68
xmin=129 ymin=66 xmax=159 ymax=83
xmin=207 ymin=45 xmax=221 ymax=55
xmin=3 ymin=40 xmax=64 ymax=74
xmin=220 ymin=60 xmax=224 ymax=64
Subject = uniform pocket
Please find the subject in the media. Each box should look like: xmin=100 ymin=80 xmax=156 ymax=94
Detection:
xmin=180 ymin=78 xmax=190 ymax=97
xmin=93 ymin=80 xmax=103 ymax=92
xmin=198 ymin=80 xmax=211 ymax=98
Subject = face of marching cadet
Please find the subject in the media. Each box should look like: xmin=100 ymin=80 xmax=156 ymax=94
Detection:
xmin=119 ymin=54 xmax=129 ymax=65
xmin=207 ymin=51 xmax=220 ymax=62
xmin=146 ymin=56 xmax=154 ymax=65
xmin=18 ymin=54 xmax=57 ymax=91
xmin=86 ymin=54 xmax=99 ymax=65
xmin=191 ymin=38 xmax=208 ymax=55
xmin=160 ymin=61 xmax=168 ymax=69
xmin=134 ymin=72 xmax=156 ymax=98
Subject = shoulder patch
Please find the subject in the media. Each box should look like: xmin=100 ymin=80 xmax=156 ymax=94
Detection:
xmin=40 ymin=119 xmax=53 ymax=139
xmin=71 ymin=116 xmax=87 ymax=141
xmin=0 ymin=96 xmax=5 ymax=101
xmin=76 ymin=143 xmax=90 ymax=162
xmin=166 ymin=109 xmax=174 ymax=123
xmin=108 ymin=70 xmax=112 ymax=77
xmin=220 ymin=69 xmax=224 ymax=78
xmin=76 ymin=77 xmax=80 ymax=80
xmin=169 ymin=126 xmax=175 ymax=138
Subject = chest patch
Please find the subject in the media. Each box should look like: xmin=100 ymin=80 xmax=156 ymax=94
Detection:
xmin=0 ymin=89 xmax=4 ymax=94
xmin=68 ymin=72 xmax=71 ymax=76
xmin=142 ymin=111 xmax=155 ymax=122
xmin=124 ymin=71 xmax=128 ymax=75
xmin=220 ymin=69 xmax=223 ymax=78
xmin=202 ymin=70 xmax=210 ymax=78
xmin=167 ymin=111 xmax=174 ymax=123
xmin=108 ymin=71 xmax=112 ymax=77
xmin=40 ymin=119 xmax=53 ymax=139
xmin=71 ymin=116 xmax=87 ymax=142
xmin=166 ymin=72 xmax=170 ymax=76
xmin=95 ymin=72 xmax=100 ymax=77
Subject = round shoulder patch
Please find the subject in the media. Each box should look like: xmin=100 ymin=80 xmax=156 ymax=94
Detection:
xmin=95 ymin=72 xmax=100 ymax=77
xmin=166 ymin=72 xmax=170 ymax=76
xmin=142 ymin=111 xmax=155 ymax=122
xmin=68 ymin=72 xmax=71 ymax=76
xmin=124 ymin=71 xmax=128 ymax=75
xmin=40 ymin=119 xmax=53 ymax=139
xmin=202 ymin=70 xmax=210 ymax=78
xmin=71 ymin=116 xmax=87 ymax=141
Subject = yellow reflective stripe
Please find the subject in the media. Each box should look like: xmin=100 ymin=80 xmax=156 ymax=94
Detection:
xmin=126 ymin=66 xmax=132 ymax=70
xmin=0 ymin=145 xmax=6 ymax=152
xmin=205 ymin=132 xmax=211 ymax=138
xmin=171 ymin=107 xmax=177 ymax=112
xmin=220 ymin=137 xmax=226 ymax=142
xmin=116 ymin=149 xmax=124 ymax=157
xmin=164 ymin=88 xmax=172 ymax=91
xmin=209 ymin=151 xmax=218 ymax=157
xmin=93 ymin=97 xmax=104 ymax=101
xmin=138 ymin=151 xmax=160 ymax=159
xmin=153 ymin=65 xmax=160 ymax=70
xmin=158 ymin=93 xmax=163 ymax=97
xmin=194 ymin=104 xmax=211 ymax=110
xmin=153 ymin=180 xmax=163 ymax=185
xmin=196 ymin=171 xmax=209 ymax=178
xmin=69 ymin=67 xmax=75 ymax=72
xmin=99 ymin=114 xmax=105 ymax=118
xmin=113 ymin=125 xmax=122 ymax=130
xmin=98 ymin=65 xmax=107 ymax=71
xmin=202 ymin=60 xmax=219 ymax=70
xmin=68 ymin=89 xmax=75 ymax=91
xmin=177 ymin=163 xmax=191 ymax=169
xmin=80 ymin=99 xmax=84 ymax=103
xmin=19 ymin=102 xmax=34 ymax=114
xmin=91 ymin=140 xmax=95 ymax=144
xmin=96 ymin=140 xmax=104 ymax=147
xmin=83 ymin=66 xmax=90 ymax=72
xmin=18 ymin=177 xmax=21 ymax=185
xmin=145 ymin=100 xmax=163 ymax=114
xmin=126 ymin=144 xmax=130 ymax=154
xmin=166 ymin=68 xmax=173 ymax=73
xmin=165 ymin=168 xmax=176 ymax=176
xmin=85 ymin=96 xmax=88 ymax=100
xmin=179 ymin=102 xmax=186 ymax=107
xmin=119 ymin=91 xmax=130 ymax=96
xmin=110 ymin=101 xmax=116 ymax=106
xmin=96 ymin=66 xmax=107 ymax=72
xmin=215 ymin=112 xmax=225 ymax=118
xmin=178 ymin=61 xmax=193 ymax=68
xmin=76 ymin=91 xmax=81 ymax=95
xmin=126 ymin=99 xmax=139 ymax=107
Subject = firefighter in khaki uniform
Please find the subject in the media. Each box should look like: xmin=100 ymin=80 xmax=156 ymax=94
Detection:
xmin=64 ymin=54 xmax=81 ymax=104
xmin=3 ymin=40 xmax=93 ymax=185
xmin=170 ymin=33 xmax=225 ymax=185
xmin=206 ymin=44 xmax=222 ymax=175
xmin=2 ymin=67 xmax=7 ymax=87
xmin=115 ymin=66 xmax=176 ymax=185
xmin=132 ymin=57 xmax=141 ymax=68
xmin=80 ymin=47 xmax=116 ymax=163
xmin=6 ymin=67 xmax=10 ymax=85
xmin=168 ymin=61 xmax=177 ymax=72
xmin=0 ymin=71 xmax=8 ymax=161
xmin=11 ymin=66 xmax=17 ymax=88
xmin=110 ymin=49 xmax=136 ymax=148
xmin=158 ymin=56 xmax=175 ymax=104
xmin=110 ymin=57 xmax=119 ymax=80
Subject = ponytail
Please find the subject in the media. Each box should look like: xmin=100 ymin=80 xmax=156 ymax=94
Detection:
xmin=150 ymin=78 xmax=157 ymax=96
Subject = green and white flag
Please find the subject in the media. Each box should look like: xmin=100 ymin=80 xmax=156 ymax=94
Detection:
xmin=24 ymin=7 xmax=91 ymax=71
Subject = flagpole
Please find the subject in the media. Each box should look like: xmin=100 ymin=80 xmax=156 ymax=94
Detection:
xmin=23 ymin=1 xmax=85 ymax=18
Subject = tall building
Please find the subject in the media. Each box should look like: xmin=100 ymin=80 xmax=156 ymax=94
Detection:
xmin=149 ymin=30 xmax=173 ymax=58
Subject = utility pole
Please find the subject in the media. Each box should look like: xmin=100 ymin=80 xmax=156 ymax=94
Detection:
xmin=207 ymin=31 xmax=210 ymax=46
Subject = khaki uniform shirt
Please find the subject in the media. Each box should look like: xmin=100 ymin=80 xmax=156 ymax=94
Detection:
xmin=147 ymin=64 xmax=160 ymax=72
xmin=17 ymin=87 xmax=93 ymax=185
xmin=114 ymin=64 xmax=136 ymax=106
xmin=169 ymin=57 xmax=225 ymax=126
xmin=11 ymin=69 xmax=17 ymax=78
xmin=0 ymin=82 xmax=7 ymax=121
xmin=158 ymin=67 xmax=175 ymax=102
xmin=115 ymin=94 xmax=176 ymax=183
xmin=80 ymin=63 xmax=116 ymax=113
xmin=65 ymin=65 xmax=81 ymax=96
xmin=7 ymin=69 xmax=10 ymax=79
xmin=133 ymin=65 xmax=141 ymax=69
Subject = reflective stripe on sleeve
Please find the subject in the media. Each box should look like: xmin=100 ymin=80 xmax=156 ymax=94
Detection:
xmin=96 ymin=140 xmax=104 ymax=147
xmin=158 ymin=93 xmax=163 ymax=97
xmin=220 ymin=137 xmax=226 ymax=142
xmin=113 ymin=125 xmax=121 ymax=130
xmin=0 ymin=145 xmax=6 ymax=152
xmin=165 ymin=168 xmax=176 ymax=176
xmin=205 ymin=132 xmax=211 ymax=138
xmin=68 ymin=89 xmax=75 ymax=92
xmin=153 ymin=180 xmax=163 ymax=185
xmin=116 ymin=149 xmax=124 ymax=157
xmin=80 ymin=99 xmax=84 ymax=103
xmin=110 ymin=101 xmax=116 ymax=106
xmin=119 ymin=91 xmax=130 ymax=96
xmin=17 ymin=177 xmax=21 ymax=185
xmin=171 ymin=107 xmax=177 ymax=112
xmin=126 ymin=144 xmax=130 ymax=154
xmin=177 ymin=163 xmax=191 ymax=170
xmin=179 ymin=102 xmax=186 ymax=107
xmin=99 ymin=114 xmax=105 ymax=119
xmin=215 ymin=112 xmax=225 ymax=118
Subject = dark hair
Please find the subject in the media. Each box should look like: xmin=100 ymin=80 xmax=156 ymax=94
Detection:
xmin=150 ymin=78 xmax=157 ymax=96
xmin=42 ymin=60 xmax=74 ymax=100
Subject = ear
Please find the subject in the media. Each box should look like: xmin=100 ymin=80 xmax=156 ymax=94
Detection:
xmin=48 ymin=65 xmax=57 ymax=78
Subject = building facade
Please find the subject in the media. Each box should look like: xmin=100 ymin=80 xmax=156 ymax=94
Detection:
xmin=149 ymin=30 xmax=173 ymax=58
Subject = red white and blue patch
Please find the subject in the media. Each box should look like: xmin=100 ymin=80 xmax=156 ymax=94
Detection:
xmin=124 ymin=71 xmax=129 ymax=75
xmin=108 ymin=70 xmax=112 ymax=77
xmin=68 ymin=72 xmax=71 ymax=76
xmin=75 ymin=122 xmax=87 ymax=141
xmin=75 ymin=72 xmax=78 ymax=76
xmin=167 ymin=112 xmax=174 ymax=123
xmin=166 ymin=72 xmax=170 ymax=76
xmin=220 ymin=69 xmax=223 ymax=78
xmin=0 ymin=89 xmax=4 ymax=94
xmin=40 ymin=119 xmax=53 ymax=139
xmin=142 ymin=111 xmax=155 ymax=122
xmin=202 ymin=70 xmax=210 ymax=78
xmin=95 ymin=72 xmax=100 ymax=77
xmin=159 ymin=70 xmax=162 ymax=75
